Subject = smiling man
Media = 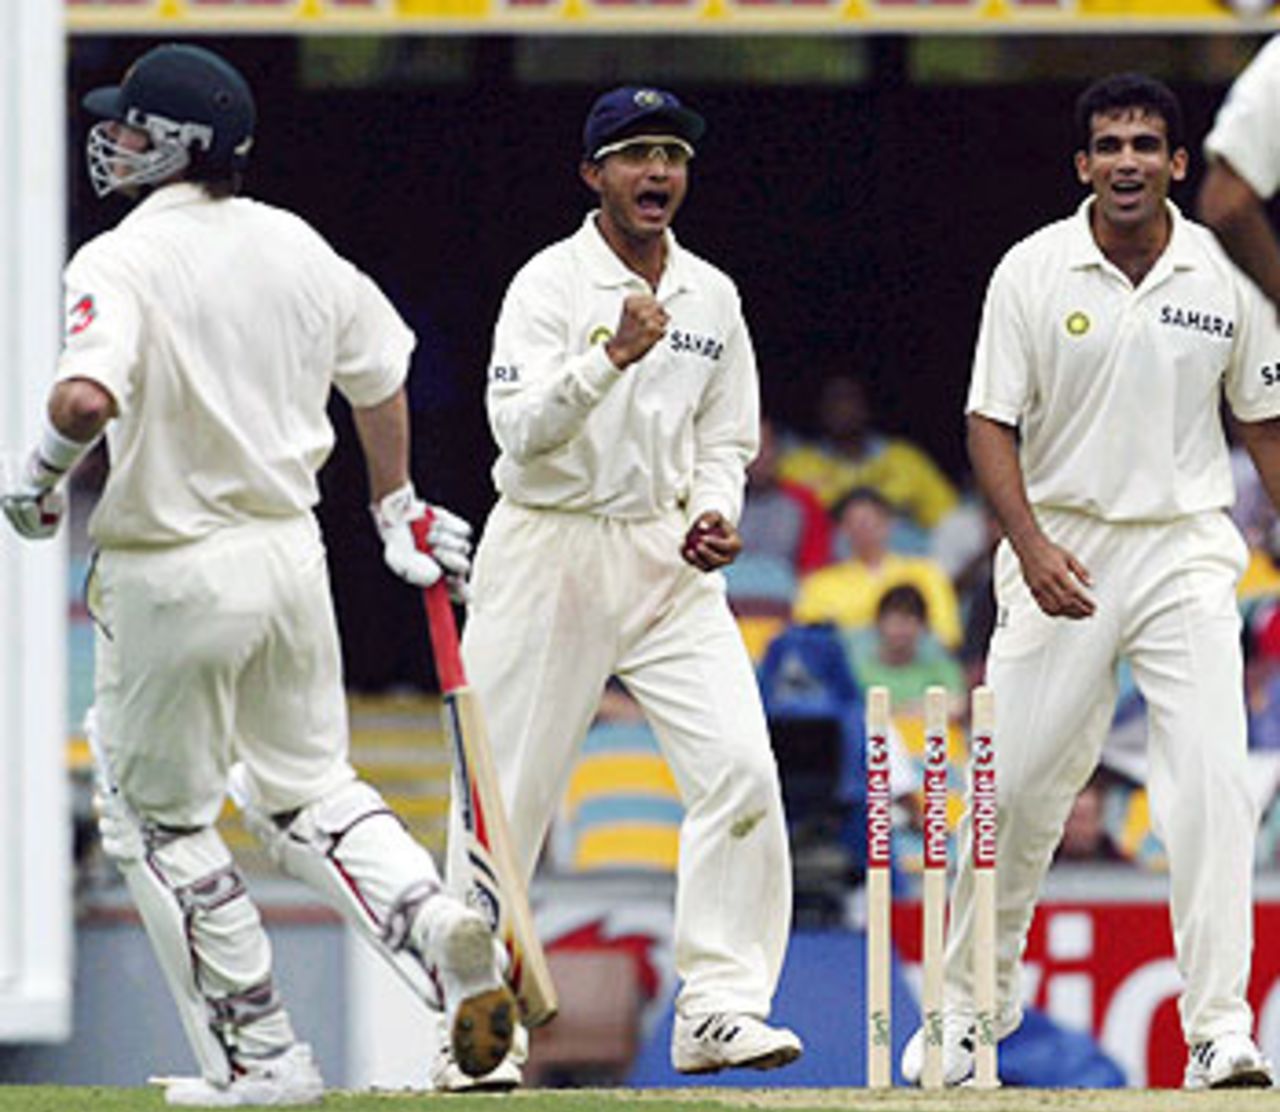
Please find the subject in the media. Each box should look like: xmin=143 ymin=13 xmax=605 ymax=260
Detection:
xmin=898 ymin=73 xmax=1280 ymax=1091
xmin=432 ymin=86 xmax=802 ymax=1092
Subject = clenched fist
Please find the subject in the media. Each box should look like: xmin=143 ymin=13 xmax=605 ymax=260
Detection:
xmin=605 ymin=294 xmax=668 ymax=370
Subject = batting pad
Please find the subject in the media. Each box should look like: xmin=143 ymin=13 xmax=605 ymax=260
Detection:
xmin=124 ymin=826 xmax=293 ymax=1083
xmin=237 ymin=775 xmax=449 ymax=1010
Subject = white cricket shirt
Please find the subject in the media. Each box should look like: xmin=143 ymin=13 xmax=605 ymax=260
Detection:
xmin=57 ymin=183 xmax=414 ymax=547
xmin=486 ymin=212 xmax=759 ymax=522
xmin=1205 ymin=36 xmax=1280 ymax=200
xmin=967 ymin=199 xmax=1280 ymax=522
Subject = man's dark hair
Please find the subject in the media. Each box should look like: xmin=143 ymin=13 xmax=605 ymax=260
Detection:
xmin=1074 ymin=73 xmax=1184 ymax=153
xmin=877 ymin=584 xmax=928 ymax=624
xmin=830 ymin=485 xmax=892 ymax=524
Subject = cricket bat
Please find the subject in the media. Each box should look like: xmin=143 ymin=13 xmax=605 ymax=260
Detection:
xmin=412 ymin=522 xmax=558 ymax=1027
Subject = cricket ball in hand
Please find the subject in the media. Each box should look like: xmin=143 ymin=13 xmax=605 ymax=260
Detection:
xmin=682 ymin=519 xmax=723 ymax=561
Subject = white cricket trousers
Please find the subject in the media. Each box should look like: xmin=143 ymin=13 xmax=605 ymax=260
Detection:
xmin=460 ymin=499 xmax=793 ymax=1018
xmin=92 ymin=514 xmax=356 ymax=827
xmin=944 ymin=507 xmax=1258 ymax=1045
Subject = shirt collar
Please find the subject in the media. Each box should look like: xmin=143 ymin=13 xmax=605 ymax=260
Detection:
xmin=574 ymin=211 xmax=692 ymax=296
xmin=118 ymin=181 xmax=216 ymax=229
xmin=1066 ymin=195 xmax=1197 ymax=273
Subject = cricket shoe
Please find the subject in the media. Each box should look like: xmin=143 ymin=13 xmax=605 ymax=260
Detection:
xmin=1184 ymin=1034 xmax=1274 ymax=1090
xmin=163 ymin=1043 xmax=323 ymax=1106
xmin=431 ymin=1014 xmax=526 ymax=1092
xmin=672 ymin=1012 xmax=803 ymax=1074
xmin=901 ymin=1013 xmax=976 ymax=1086
xmin=427 ymin=901 xmax=516 ymax=1079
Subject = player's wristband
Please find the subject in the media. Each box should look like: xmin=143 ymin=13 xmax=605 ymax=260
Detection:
xmin=27 ymin=417 xmax=95 ymax=490
xmin=370 ymin=482 xmax=421 ymax=532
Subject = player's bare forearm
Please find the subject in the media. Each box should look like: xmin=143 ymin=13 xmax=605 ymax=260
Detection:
xmin=1236 ymin=416 xmax=1280 ymax=514
xmin=352 ymin=388 xmax=412 ymax=502
xmin=1199 ymin=161 xmax=1280 ymax=314
xmin=967 ymin=414 xmax=1042 ymax=556
xmin=967 ymin=412 xmax=1094 ymax=619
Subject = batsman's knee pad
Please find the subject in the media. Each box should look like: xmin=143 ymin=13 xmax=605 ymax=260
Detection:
xmin=243 ymin=776 xmax=449 ymax=1008
xmin=122 ymin=825 xmax=294 ymax=1082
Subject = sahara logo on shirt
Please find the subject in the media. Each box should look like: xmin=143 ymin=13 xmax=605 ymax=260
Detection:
xmin=669 ymin=329 xmax=724 ymax=361
xmin=588 ymin=325 xmax=614 ymax=347
xmin=490 ymin=363 xmax=520 ymax=383
xmin=67 ymin=294 xmax=97 ymax=337
xmin=1159 ymin=304 xmax=1235 ymax=339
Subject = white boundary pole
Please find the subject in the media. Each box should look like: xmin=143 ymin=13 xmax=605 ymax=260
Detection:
xmin=0 ymin=0 xmax=70 ymax=1042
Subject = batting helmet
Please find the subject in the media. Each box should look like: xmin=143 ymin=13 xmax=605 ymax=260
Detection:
xmin=83 ymin=43 xmax=256 ymax=198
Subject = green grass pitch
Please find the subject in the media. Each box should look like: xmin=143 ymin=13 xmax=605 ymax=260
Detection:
xmin=0 ymin=1088 xmax=1276 ymax=1112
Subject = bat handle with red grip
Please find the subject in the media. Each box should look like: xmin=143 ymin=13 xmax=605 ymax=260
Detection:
xmin=411 ymin=515 xmax=467 ymax=693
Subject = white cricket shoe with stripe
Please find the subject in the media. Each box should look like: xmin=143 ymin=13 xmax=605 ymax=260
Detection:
xmin=163 ymin=1043 xmax=323 ymax=1107
xmin=1184 ymin=1034 xmax=1274 ymax=1090
xmin=901 ymin=1013 xmax=976 ymax=1087
xmin=671 ymin=1012 xmax=802 ymax=1074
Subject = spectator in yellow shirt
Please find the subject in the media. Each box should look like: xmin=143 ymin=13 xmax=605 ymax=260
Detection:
xmin=792 ymin=487 xmax=962 ymax=649
xmin=778 ymin=375 xmax=959 ymax=536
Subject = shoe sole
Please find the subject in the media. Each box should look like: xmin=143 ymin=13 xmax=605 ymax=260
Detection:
xmin=1210 ymin=1068 xmax=1274 ymax=1089
xmin=441 ymin=914 xmax=517 ymax=1079
xmin=675 ymin=1043 xmax=803 ymax=1076
xmin=451 ymin=987 xmax=516 ymax=1079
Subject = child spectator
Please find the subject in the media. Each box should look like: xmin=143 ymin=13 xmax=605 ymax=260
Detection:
xmin=843 ymin=585 xmax=966 ymax=718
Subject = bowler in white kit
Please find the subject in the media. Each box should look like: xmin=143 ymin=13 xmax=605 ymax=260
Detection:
xmin=440 ymin=85 xmax=802 ymax=1091
xmin=903 ymin=73 xmax=1280 ymax=1091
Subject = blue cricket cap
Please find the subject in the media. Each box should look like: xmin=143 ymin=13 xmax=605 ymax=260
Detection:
xmin=582 ymin=86 xmax=706 ymax=161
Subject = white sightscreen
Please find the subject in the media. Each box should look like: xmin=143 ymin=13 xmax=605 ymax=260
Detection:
xmin=0 ymin=0 xmax=71 ymax=1040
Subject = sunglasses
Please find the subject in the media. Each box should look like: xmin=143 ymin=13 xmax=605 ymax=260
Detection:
xmin=592 ymin=135 xmax=695 ymax=166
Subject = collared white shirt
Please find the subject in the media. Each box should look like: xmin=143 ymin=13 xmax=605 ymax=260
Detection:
xmin=486 ymin=212 xmax=758 ymax=521
xmin=967 ymin=198 xmax=1280 ymax=522
xmin=57 ymin=182 xmax=414 ymax=547
xmin=1205 ymin=36 xmax=1280 ymax=200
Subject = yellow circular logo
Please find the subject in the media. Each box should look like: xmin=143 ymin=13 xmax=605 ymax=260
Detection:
xmin=634 ymin=89 xmax=665 ymax=108
xmin=589 ymin=325 xmax=614 ymax=346
xmin=1065 ymin=311 xmax=1090 ymax=337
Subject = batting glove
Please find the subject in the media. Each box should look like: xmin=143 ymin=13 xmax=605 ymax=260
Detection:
xmin=0 ymin=449 xmax=66 ymax=540
xmin=372 ymin=483 xmax=473 ymax=598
